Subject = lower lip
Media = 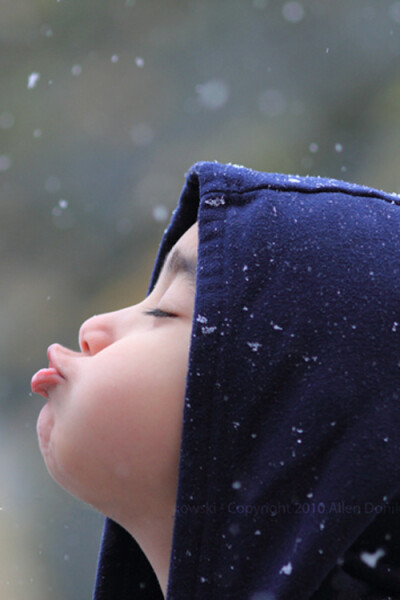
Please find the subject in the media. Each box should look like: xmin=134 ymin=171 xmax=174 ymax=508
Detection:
xmin=31 ymin=368 xmax=64 ymax=399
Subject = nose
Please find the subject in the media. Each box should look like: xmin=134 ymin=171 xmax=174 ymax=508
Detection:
xmin=79 ymin=313 xmax=116 ymax=355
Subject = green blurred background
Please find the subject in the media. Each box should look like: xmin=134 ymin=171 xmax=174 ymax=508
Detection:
xmin=2 ymin=0 xmax=400 ymax=598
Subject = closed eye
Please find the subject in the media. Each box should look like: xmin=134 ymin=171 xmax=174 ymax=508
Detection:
xmin=144 ymin=308 xmax=178 ymax=318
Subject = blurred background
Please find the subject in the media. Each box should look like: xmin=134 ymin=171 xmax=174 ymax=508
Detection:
xmin=1 ymin=0 xmax=400 ymax=597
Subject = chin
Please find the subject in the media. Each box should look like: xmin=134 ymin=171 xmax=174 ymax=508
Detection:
xmin=37 ymin=406 xmax=78 ymax=499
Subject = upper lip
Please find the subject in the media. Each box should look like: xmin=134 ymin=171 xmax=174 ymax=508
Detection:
xmin=47 ymin=344 xmax=65 ymax=379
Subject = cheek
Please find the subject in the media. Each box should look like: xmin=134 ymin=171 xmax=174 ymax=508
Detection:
xmin=47 ymin=328 xmax=190 ymax=504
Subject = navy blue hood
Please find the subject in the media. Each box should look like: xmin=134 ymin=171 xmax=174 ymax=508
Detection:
xmin=94 ymin=162 xmax=400 ymax=600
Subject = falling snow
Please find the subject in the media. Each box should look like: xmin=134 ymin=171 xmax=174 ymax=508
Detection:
xmin=152 ymin=205 xmax=168 ymax=222
xmin=282 ymin=2 xmax=305 ymax=23
xmin=302 ymin=355 xmax=318 ymax=363
xmin=27 ymin=72 xmax=40 ymax=89
xmin=40 ymin=24 xmax=53 ymax=37
xmin=279 ymin=561 xmax=293 ymax=575
xmin=360 ymin=548 xmax=386 ymax=568
xmin=71 ymin=64 xmax=82 ymax=76
xmin=196 ymin=79 xmax=230 ymax=110
xmin=204 ymin=196 xmax=226 ymax=207
xmin=247 ymin=342 xmax=262 ymax=352
xmin=201 ymin=325 xmax=217 ymax=335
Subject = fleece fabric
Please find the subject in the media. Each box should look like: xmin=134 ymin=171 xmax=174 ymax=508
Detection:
xmin=93 ymin=162 xmax=400 ymax=600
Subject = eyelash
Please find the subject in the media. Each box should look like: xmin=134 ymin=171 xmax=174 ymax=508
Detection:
xmin=144 ymin=308 xmax=177 ymax=319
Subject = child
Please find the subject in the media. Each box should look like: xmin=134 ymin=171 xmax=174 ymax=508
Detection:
xmin=32 ymin=161 xmax=400 ymax=599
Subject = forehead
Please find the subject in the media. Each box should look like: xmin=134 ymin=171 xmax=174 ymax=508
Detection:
xmin=155 ymin=222 xmax=198 ymax=289
xmin=173 ymin=222 xmax=198 ymax=257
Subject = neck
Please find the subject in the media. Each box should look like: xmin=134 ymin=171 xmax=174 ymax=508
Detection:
xmin=117 ymin=510 xmax=175 ymax=598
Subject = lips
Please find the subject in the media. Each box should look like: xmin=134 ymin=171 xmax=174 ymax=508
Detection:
xmin=31 ymin=345 xmax=65 ymax=399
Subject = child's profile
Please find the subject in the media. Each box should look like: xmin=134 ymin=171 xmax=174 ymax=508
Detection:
xmin=32 ymin=222 xmax=198 ymax=594
xmin=32 ymin=161 xmax=400 ymax=600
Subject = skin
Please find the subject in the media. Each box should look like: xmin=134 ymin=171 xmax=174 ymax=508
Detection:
xmin=35 ymin=222 xmax=198 ymax=597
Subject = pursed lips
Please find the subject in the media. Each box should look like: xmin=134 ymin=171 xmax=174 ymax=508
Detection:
xmin=31 ymin=344 xmax=65 ymax=399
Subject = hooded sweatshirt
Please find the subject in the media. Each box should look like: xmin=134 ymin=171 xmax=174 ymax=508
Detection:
xmin=93 ymin=162 xmax=400 ymax=600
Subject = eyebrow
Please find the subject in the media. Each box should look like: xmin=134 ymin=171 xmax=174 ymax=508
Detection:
xmin=163 ymin=248 xmax=197 ymax=288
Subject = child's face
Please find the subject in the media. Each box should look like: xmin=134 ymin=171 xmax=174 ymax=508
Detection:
xmin=35 ymin=223 xmax=198 ymax=520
